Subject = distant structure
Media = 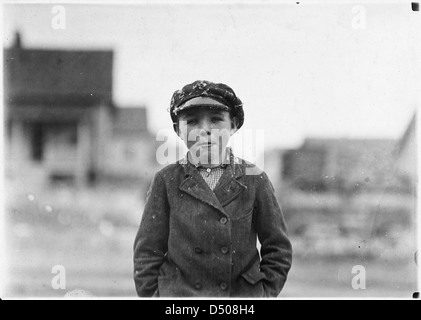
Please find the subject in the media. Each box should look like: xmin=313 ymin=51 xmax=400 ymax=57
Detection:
xmin=4 ymin=32 xmax=158 ymax=187
xmin=266 ymin=137 xmax=400 ymax=193
xmin=394 ymin=113 xmax=417 ymax=187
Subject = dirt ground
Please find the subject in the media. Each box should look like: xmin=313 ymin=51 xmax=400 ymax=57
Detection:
xmin=4 ymin=224 xmax=418 ymax=298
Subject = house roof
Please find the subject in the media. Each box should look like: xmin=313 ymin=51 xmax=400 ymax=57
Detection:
xmin=4 ymin=42 xmax=113 ymax=107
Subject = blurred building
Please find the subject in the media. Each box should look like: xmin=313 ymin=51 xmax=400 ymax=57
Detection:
xmin=267 ymin=137 xmax=398 ymax=192
xmin=4 ymin=33 xmax=157 ymax=187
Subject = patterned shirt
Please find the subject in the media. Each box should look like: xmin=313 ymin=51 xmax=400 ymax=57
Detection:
xmin=197 ymin=167 xmax=225 ymax=191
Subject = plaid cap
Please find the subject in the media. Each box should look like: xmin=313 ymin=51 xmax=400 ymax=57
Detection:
xmin=170 ymin=80 xmax=244 ymax=130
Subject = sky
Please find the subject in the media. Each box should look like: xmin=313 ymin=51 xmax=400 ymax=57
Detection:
xmin=2 ymin=0 xmax=420 ymax=151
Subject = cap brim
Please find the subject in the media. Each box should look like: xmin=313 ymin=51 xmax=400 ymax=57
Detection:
xmin=173 ymin=96 xmax=229 ymax=115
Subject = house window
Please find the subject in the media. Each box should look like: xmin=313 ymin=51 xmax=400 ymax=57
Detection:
xmin=31 ymin=123 xmax=45 ymax=162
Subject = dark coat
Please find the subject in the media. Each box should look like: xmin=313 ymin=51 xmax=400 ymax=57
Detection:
xmin=133 ymin=157 xmax=292 ymax=297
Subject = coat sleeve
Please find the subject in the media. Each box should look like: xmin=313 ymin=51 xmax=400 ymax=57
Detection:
xmin=133 ymin=171 xmax=170 ymax=297
xmin=255 ymin=172 xmax=292 ymax=297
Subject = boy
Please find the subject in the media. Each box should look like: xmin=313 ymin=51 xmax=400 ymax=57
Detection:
xmin=133 ymin=80 xmax=292 ymax=297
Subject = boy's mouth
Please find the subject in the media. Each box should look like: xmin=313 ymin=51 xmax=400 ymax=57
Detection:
xmin=196 ymin=141 xmax=215 ymax=148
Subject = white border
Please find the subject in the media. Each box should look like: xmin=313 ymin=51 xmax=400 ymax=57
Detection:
xmin=0 ymin=0 xmax=419 ymax=301
xmin=0 ymin=0 xmax=415 ymax=5
xmin=417 ymin=106 xmax=420 ymax=298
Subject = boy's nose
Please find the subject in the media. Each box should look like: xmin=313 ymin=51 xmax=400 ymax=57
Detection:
xmin=199 ymin=120 xmax=212 ymax=135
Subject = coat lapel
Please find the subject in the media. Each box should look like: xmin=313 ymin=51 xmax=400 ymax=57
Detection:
xmin=179 ymin=163 xmax=227 ymax=215
xmin=213 ymin=161 xmax=247 ymax=207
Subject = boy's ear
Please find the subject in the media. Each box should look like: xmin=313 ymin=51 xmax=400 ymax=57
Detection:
xmin=230 ymin=116 xmax=240 ymax=135
xmin=174 ymin=122 xmax=183 ymax=139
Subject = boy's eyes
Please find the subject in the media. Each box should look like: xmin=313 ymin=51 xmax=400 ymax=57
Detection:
xmin=184 ymin=117 xmax=223 ymax=125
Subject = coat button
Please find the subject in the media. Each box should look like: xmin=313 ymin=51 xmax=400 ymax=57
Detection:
xmin=195 ymin=281 xmax=202 ymax=290
xmin=195 ymin=247 xmax=203 ymax=254
xmin=220 ymin=246 xmax=229 ymax=254
xmin=220 ymin=217 xmax=228 ymax=224
xmin=220 ymin=282 xmax=228 ymax=291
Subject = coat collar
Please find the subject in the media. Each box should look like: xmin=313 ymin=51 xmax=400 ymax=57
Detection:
xmin=178 ymin=150 xmax=247 ymax=217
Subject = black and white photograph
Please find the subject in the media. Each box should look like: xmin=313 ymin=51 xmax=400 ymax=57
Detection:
xmin=0 ymin=0 xmax=419 ymax=301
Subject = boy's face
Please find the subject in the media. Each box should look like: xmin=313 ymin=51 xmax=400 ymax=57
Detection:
xmin=177 ymin=106 xmax=238 ymax=165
